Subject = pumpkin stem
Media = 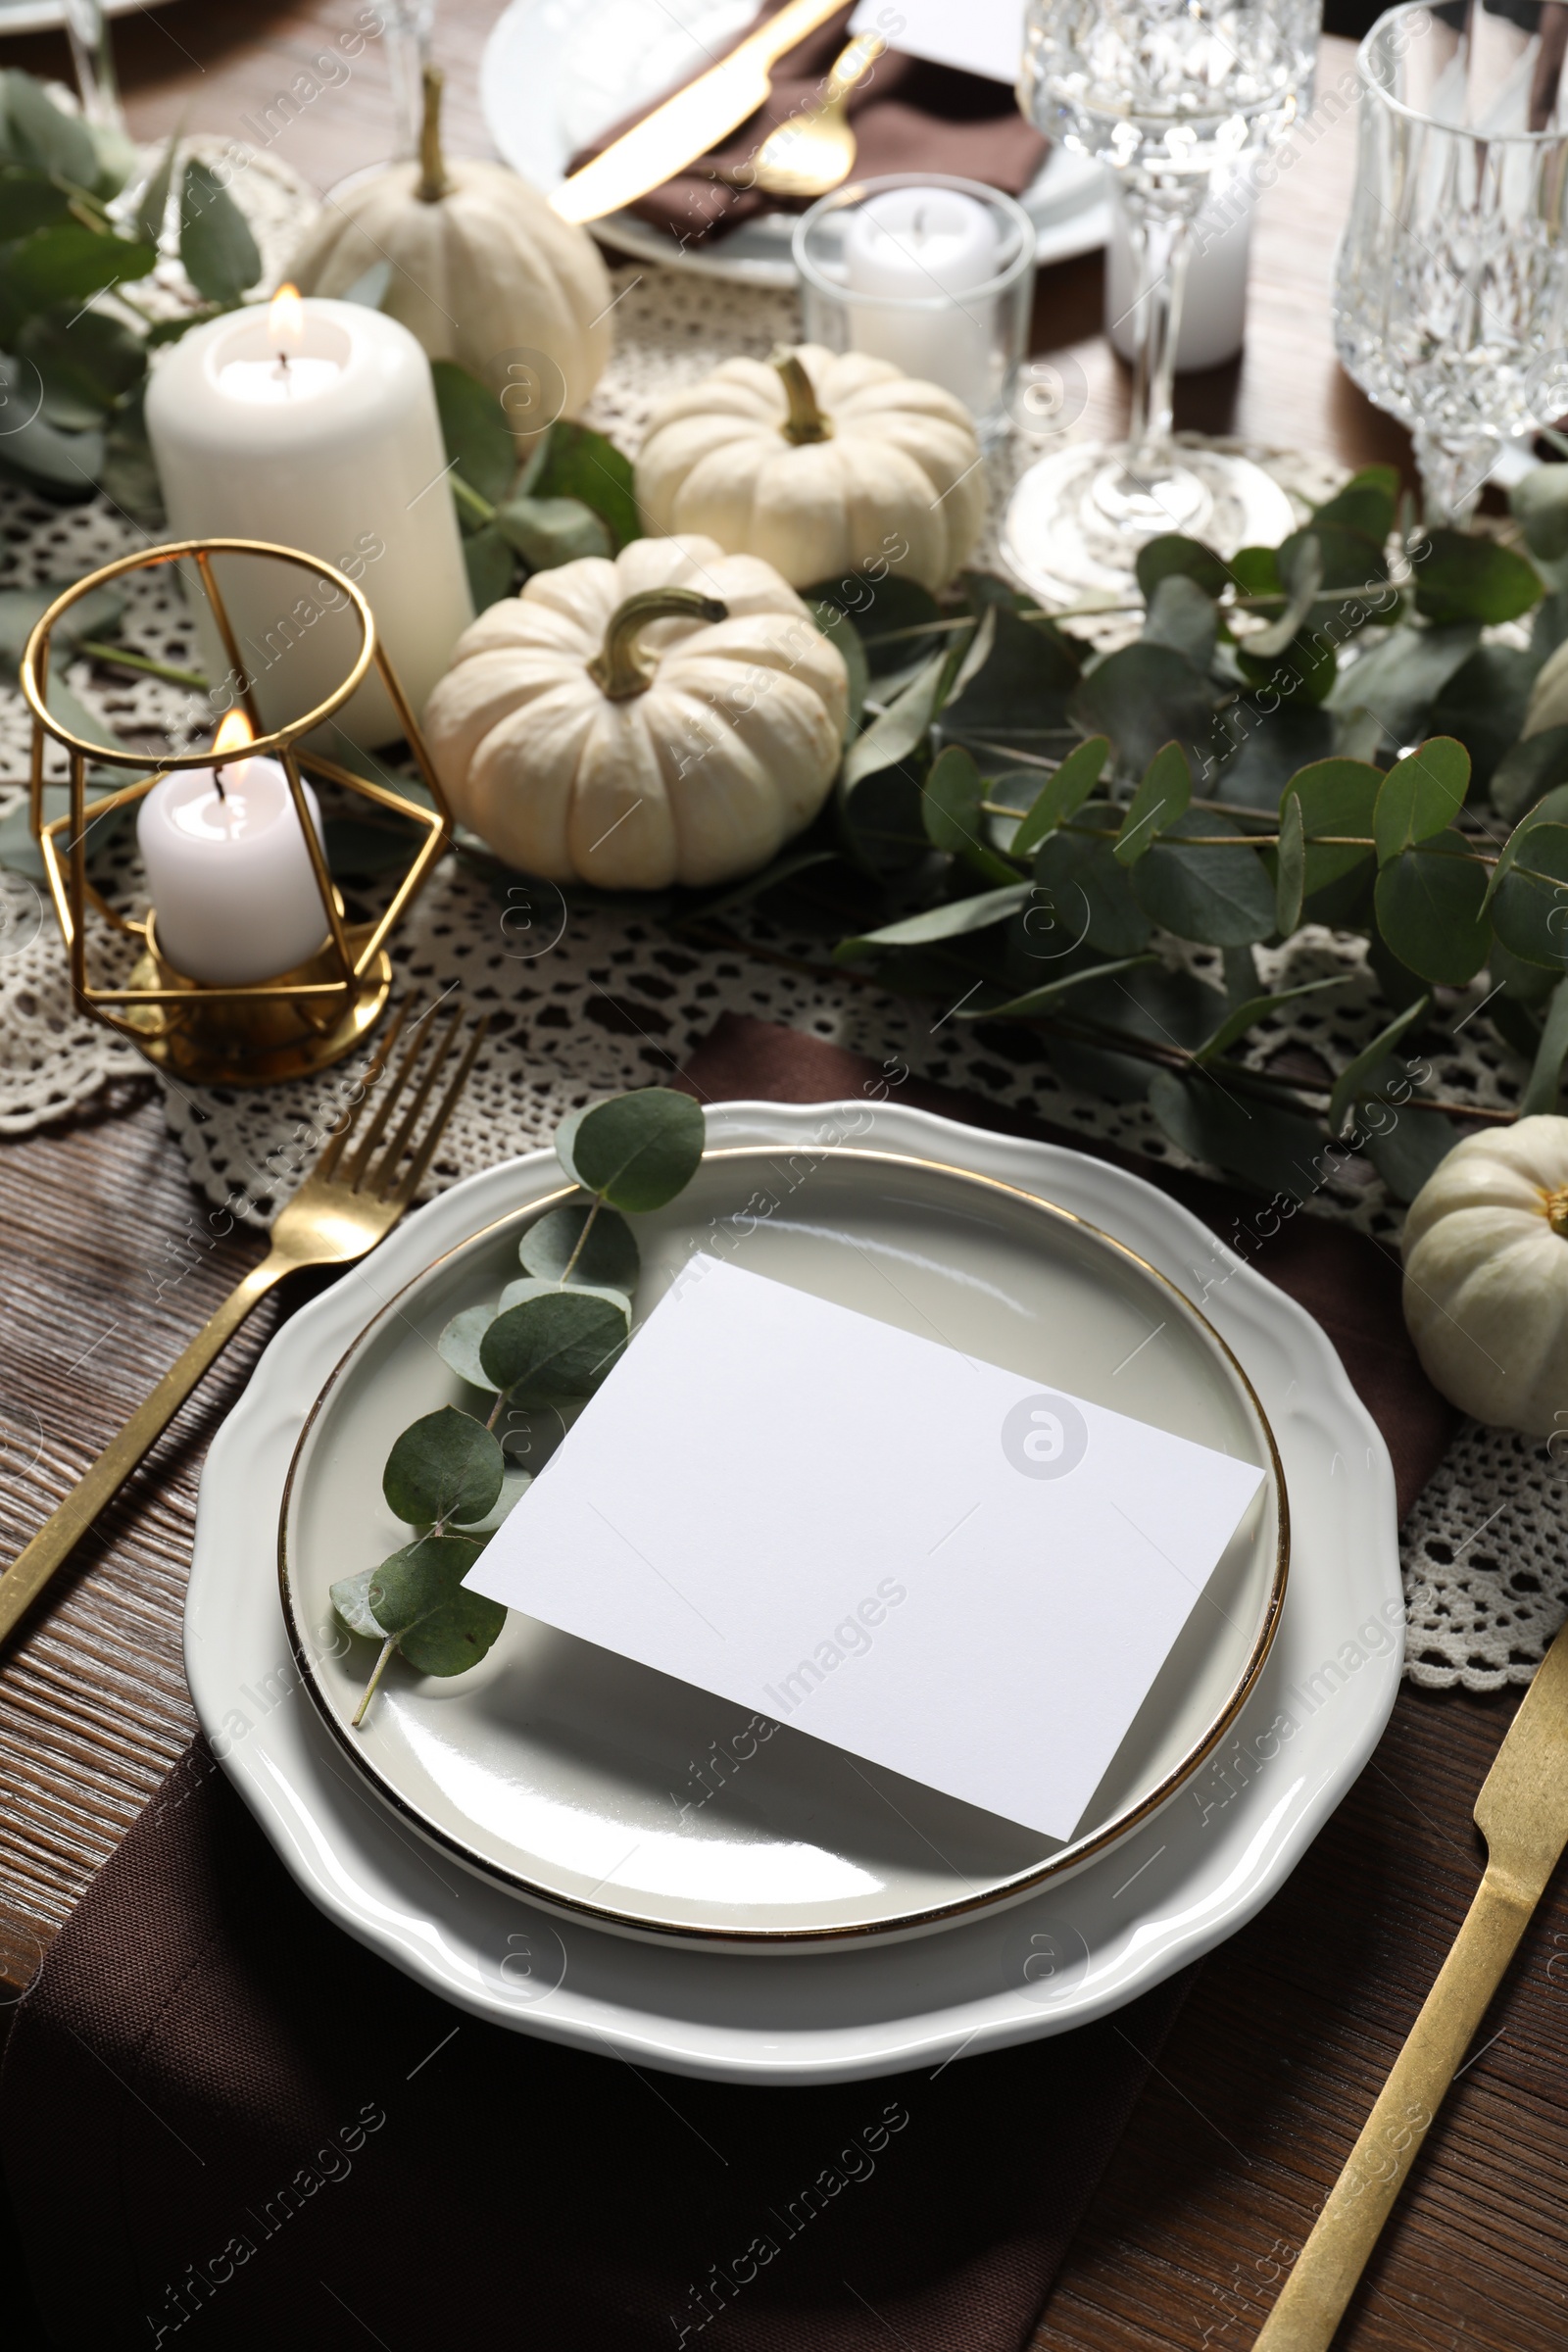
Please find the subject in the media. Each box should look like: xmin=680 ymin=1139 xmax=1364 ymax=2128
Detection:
xmin=587 ymin=589 xmax=729 ymax=701
xmin=1546 ymin=1185 xmax=1568 ymax=1239
xmin=417 ymin=65 xmax=452 ymax=204
xmin=773 ymin=348 xmax=834 ymax=445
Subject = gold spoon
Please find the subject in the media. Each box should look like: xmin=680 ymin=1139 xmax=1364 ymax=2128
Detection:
xmin=711 ymin=32 xmax=886 ymax=199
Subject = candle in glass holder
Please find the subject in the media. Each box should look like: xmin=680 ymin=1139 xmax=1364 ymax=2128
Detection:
xmin=842 ymin=185 xmax=1001 ymax=414
xmin=145 ymin=287 xmax=473 ymax=750
xmin=137 ymin=710 xmax=329 ymax=985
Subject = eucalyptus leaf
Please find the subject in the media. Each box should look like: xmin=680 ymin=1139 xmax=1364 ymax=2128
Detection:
xmin=0 ymin=220 xmax=156 ymax=313
xmin=1135 ymin=534 xmax=1232 ymax=600
xmin=1244 ymin=531 xmax=1324 ymax=659
xmin=177 ymin=161 xmax=261 ymax=302
xmin=836 ymin=880 xmax=1033 ymax=959
xmin=808 ymin=598 xmax=868 ymax=739
xmin=1328 ymin=621 xmax=1480 ymax=750
xmin=497 ymin=1272 xmax=631 ymax=1322
xmin=938 ymin=606 xmax=1080 ymax=747
xmin=6 ymin=71 xmax=97 ymax=187
xmin=1286 ymin=756 xmax=1380 ymax=893
xmin=0 ymin=168 xmax=67 ymax=242
xmin=1513 ymin=463 xmax=1568 ymax=562
xmin=1492 ymin=724 xmax=1568 ymax=823
xmin=1194 ymin=974 xmax=1351 ymax=1064
xmin=1034 ymin=825 xmax=1152 ymax=956
xmin=1428 ymin=642 xmax=1538 ymax=795
xmin=844 ymin=649 xmax=949 ymax=790
xmin=1411 ymin=527 xmax=1542 ymax=625
xmin=804 ymin=572 xmax=942 ymax=678
xmin=463 ymin=524 xmax=514 ymax=612
xmin=134 ymin=132 xmax=177 ymax=248
xmin=1360 ymin=1105 xmax=1458 ymax=1201
xmin=519 ymin=1202 xmax=641 ymax=1290
xmin=1209 ymin=696 xmax=1334 ymax=811
xmin=1373 ymin=737 xmax=1471 ymax=863
xmin=330 ymin=1566 xmax=385 ymax=1642
xmin=1130 ymin=810 xmax=1275 ymax=947
xmin=1373 ymin=833 xmax=1491 ymax=984
xmin=342 ymin=258 xmax=394 ymax=308
xmin=0 ymin=577 xmax=124 ymax=665
xmin=1114 ymin=741 xmax=1191 ymax=866
xmin=1520 ymin=975 xmax=1568 ymax=1114
xmin=533 ymin=420 xmax=640 ymax=549
xmin=366 ymin=1535 xmax=504 ymax=1676
xmin=1148 ymin=1067 xmax=1330 ymax=1197
xmin=455 ymin=1466 xmax=533 ymax=1541
xmin=432 ymin=358 xmax=514 ymax=509
xmin=969 ymin=953 xmax=1157 ymax=1020
xmin=1275 ymin=791 xmax=1305 ymax=933
xmin=1068 ymin=641 xmax=1219 ymax=777
xmin=1309 ymin=466 xmax=1399 ymax=549
xmin=1489 ymin=792 xmax=1568 ymax=968
xmin=480 ymin=1286 xmax=629 ymax=1402
xmin=383 ymin=1404 xmax=505 ymax=1529
xmin=1143 ymin=573 xmax=1217 ymax=670
xmin=1327 ymin=996 xmax=1431 ymax=1137
xmin=494 ymin=492 xmax=611 ymax=567
xmin=437 ymin=1302 xmax=499 ymax=1394
xmin=1008 ymin=735 xmax=1109 ymax=858
xmin=569 ymin=1086 xmax=705 ymax=1211
xmin=1521 ymin=632 xmax=1568 ymax=737
xmin=17 ymin=308 xmax=144 ymax=427
xmin=921 ymin=743 xmax=985 ymax=857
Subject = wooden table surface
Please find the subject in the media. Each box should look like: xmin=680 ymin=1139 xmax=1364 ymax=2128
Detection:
xmin=0 ymin=7 xmax=1560 ymax=2350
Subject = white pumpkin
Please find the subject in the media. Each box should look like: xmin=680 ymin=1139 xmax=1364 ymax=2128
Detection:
xmin=1402 ymin=1115 xmax=1568 ymax=1436
xmin=285 ymin=68 xmax=611 ymax=442
xmin=423 ymin=534 xmax=850 ymax=890
xmin=634 ymin=345 xmax=986 ymax=593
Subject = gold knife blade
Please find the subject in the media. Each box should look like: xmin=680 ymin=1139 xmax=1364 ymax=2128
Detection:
xmin=1252 ymin=1609 xmax=1568 ymax=2350
xmin=551 ymin=0 xmax=852 ymax=225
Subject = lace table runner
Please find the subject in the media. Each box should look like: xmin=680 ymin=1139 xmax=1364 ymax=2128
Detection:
xmin=0 ymin=184 xmax=1555 ymax=1691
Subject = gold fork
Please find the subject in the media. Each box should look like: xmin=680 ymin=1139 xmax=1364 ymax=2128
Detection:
xmin=0 ymin=999 xmax=487 ymax=1651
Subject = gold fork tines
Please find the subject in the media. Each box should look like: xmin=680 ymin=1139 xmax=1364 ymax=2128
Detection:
xmin=0 ymin=1000 xmax=486 ymax=1650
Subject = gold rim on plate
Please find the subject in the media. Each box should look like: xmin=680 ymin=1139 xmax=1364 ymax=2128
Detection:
xmin=277 ymin=1147 xmax=1290 ymax=1946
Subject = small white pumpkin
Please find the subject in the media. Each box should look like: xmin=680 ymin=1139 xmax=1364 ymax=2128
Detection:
xmin=634 ymin=345 xmax=986 ymax=593
xmin=423 ymin=534 xmax=849 ymax=890
xmin=285 ymin=69 xmax=611 ymax=442
xmin=1402 ymin=1115 xmax=1568 ymax=1436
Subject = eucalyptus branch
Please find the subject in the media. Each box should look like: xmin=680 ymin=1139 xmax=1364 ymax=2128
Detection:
xmin=559 ymin=1195 xmax=601 ymax=1284
xmin=76 ymin=638 xmax=210 ymax=691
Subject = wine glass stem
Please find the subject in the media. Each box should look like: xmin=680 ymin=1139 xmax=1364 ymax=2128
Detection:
xmin=63 ymin=0 xmax=124 ymax=135
xmin=386 ymin=3 xmax=437 ymax=160
xmin=1124 ymin=203 xmax=1194 ymax=474
xmin=1412 ymin=427 xmax=1500 ymax=526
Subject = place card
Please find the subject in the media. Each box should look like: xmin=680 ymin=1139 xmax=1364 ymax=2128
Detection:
xmin=465 ymin=1256 xmax=1265 ymax=1840
xmin=849 ymin=0 xmax=1026 ymax=88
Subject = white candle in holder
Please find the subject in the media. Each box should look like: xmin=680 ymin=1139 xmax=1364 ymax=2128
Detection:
xmin=145 ymin=287 xmax=473 ymax=750
xmin=137 ymin=710 xmax=329 ymax=985
xmin=842 ymin=185 xmax=1001 ymax=415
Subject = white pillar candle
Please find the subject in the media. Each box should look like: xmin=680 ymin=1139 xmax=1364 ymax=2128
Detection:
xmin=842 ymin=186 xmax=1001 ymax=416
xmin=137 ymin=714 xmax=329 ymax=986
xmin=144 ymin=289 xmax=473 ymax=751
xmin=1105 ymin=176 xmax=1252 ymax=374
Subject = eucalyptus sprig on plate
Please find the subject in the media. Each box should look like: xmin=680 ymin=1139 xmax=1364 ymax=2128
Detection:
xmin=330 ymin=1084 xmax=706 ymax=1726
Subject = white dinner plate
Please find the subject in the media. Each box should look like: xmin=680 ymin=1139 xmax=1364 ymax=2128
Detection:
xmin=186 ymin=1100 xmax=1401 ymax=2082
xmin=479 ymin=0 xmax=1112 ymax=286
xmin=277 ymin=1146 xmax=1287 ymax=1947
xmin=0 ymin=0 xmax=169 ymax=30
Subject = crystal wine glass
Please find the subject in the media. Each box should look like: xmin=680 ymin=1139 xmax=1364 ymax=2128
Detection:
xmin=1334 ymin=0 xmax=1568 ymax=526
xmin=1004 ymin=0 xmax=1321 ymax=606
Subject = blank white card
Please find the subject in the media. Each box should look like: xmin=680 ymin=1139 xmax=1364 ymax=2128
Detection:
xmin=466 ymin=1256 xmax=1264 ymax=1840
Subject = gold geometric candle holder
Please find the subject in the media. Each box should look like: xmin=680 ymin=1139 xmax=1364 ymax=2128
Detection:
xmin=21 ymin=537 xmax=453 ymax=1086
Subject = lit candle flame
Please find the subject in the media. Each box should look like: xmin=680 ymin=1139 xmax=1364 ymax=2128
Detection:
xmin=212 ymin=709 xmax=256 ymax=760
xmin=268 ymin=282 xmax=307 ymax=363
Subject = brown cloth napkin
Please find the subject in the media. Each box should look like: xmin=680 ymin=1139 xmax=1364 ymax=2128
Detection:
xmin=0 ymin=1014 xmax=1452 ymax=2350
xmin=567 ymin=1 xmax=1048 ymax=243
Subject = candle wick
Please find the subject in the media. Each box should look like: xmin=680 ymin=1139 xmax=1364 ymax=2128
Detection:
xmin=913 ymin=207 xmax=927 ymax=240
xmin=213 ymin=765 xmax=228 ymax=803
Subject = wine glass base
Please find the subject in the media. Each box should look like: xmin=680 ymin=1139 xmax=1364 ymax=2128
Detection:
xmin=1000 ymin=441 xmax=1298 ymax=608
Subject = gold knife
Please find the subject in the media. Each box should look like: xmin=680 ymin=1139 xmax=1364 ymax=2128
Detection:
xmin=1252 ymin=1609 xmax=1568 ymax=2349
xmin=551 ymin=0 xmax=851 ymax=225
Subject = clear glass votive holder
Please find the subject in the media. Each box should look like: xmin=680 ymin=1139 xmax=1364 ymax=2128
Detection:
xmin=792 ymin=173 xmax=1036 ymax=445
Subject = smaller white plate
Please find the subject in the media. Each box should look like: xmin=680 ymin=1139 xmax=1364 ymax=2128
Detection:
xmin=480 ymin=0 xmax=1111 ymax=285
